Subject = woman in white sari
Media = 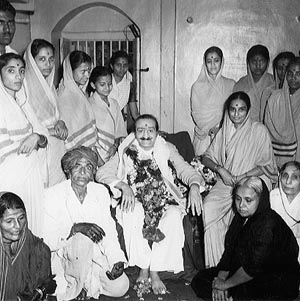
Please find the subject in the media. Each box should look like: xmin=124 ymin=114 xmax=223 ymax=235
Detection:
xmin=0 ymin=53 xmax=47 ymax=236
xmin=264 ymin=57 xmax=300 ymax=168
xmin=270 ymin=161 xmax=300 ymax=263
xmin=191 ymin=46 xmax=235 ymax=156
xmin=57 ymin=50 xmax=98 ymax=152
xmin=201 ymin=91 xmax=278 ymax=268
xmin=233 ymin=44 xmax=274 ymax=122
xmin=24 ymin=39 xmax=67 ymax=187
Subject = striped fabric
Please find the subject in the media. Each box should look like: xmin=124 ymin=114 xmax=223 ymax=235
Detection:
xmin=0 ymin=83 xmax=33 ymax=165
xmin=57 ymin=54 xmax=98 ymax=151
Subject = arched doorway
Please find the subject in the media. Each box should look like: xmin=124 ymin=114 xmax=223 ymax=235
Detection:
xmin=51 ymin=2 xmax=141 ymax=103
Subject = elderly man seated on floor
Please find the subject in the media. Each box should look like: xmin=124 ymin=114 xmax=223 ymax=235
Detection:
xmin=42 ymin=146 xmax=129 ymax=301
xmin=96 ymin=114 xmax=205 ymax=295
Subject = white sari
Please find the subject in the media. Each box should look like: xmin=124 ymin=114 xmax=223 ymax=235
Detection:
xmin=203 ymin=110 xmax=278 ymax=267
xmin=24 ymin=43 xmax=66 ymax=187
xmin=270 ymin=186 xmax=300 ymax=262
xmin=88 ymin=92 xmax=127 ymax=162
xmin=0 ymin=80 xmax=45 ymax=236
xmin=191 ymin=55 xmax=235 ymax=155
xmin=57 ymin=54 xmax=98 ymax=150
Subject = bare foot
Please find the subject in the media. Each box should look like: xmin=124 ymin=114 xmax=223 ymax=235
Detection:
xmin=150 ymin=271 xmax=166 ymax=295
xmin=136 ymin=268 xmax=149 ymax=283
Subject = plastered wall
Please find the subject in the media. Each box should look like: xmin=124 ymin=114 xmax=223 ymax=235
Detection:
xmin=27 ymin=0 xmax=300 ymax=137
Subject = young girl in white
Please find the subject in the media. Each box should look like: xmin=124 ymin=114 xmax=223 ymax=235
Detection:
xmin=87 ymin=66 xmax=127 ymax=163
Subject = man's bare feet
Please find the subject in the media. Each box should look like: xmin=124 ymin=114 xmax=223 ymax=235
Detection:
xmin=136 ymin=268 xmax=149 ymax=282
xmin=150 ymin=271 xmax=166 ymax=295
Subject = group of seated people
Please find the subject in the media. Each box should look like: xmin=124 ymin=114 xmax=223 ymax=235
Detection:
xmin=1 ymin=1 xmax=300 ymax=301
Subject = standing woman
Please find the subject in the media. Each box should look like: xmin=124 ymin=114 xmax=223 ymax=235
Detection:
xmin=260 ymin=51 xmax=295 ymax=121
xmin=201 ymin=91 xmax=277 ymax=268
xmin=0 ymin=53 xmax=47 ymax=236
xmin=57 ymin=50 xmax=99 ymax=152
xmin=24 ymin=39 xmax=67 ymax=187
xmin=264 ymin=57 xmax=300 ymax=168
xmin=191 ymin=46 xmax=235 ymax=156
xmin=109 ymin=50 xmax=139 ymax=132
xmin=233 ymin=44 xmax=274 ymax=122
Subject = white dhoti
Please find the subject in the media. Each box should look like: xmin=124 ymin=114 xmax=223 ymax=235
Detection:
xmin=118 ymin=203 xmax=185 ymax=273
xmin=53 ymin=234 xmax=129 ymax=301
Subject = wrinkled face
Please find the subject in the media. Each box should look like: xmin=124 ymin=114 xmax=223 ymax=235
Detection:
xmin=0 ymin=208 xmax=26 ymax=243
xmin=0 ymin=11 xmax=15 ymax=47
xmin=276 ymin=58 xmax=291 ymax=83
xmin=280 ymin=164 xmax=300 ymax=198
xmin=135 ymin=118 xmax=158 ymax=151
xmin=70 ymin=157 xmax=94 ymax=188
xmin=34 ymin=47 xmax=55 ymax=78
xmin=205 ymin=51 xmax=222 ymax=78
xmin=235 ymin=186 xmax=260 ymax=218
xmin=228 ymin=98 xmax=248 ymax=128
xmin=92 ymin=74 xmax=112 ymax=99
xmin=249 ymin=54 xmax=268 ymax=79
xmin=1 ymin=58 xmax=25 ymax=97
xmin=72 ymin=62 xmax=91 ymax=86
xmin=286 ymin=63 xmax=300 ymax=95
xmin=111 ymin=57 xmax=128 ymax=79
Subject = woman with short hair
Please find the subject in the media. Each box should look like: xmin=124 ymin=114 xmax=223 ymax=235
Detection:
xmin=192 ymin=177 xmax=300 ymax=300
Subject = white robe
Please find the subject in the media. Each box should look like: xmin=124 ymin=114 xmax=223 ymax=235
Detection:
xmin=42 ymin=180 xmax=128 ymax=300
xmin=96 ymin=134 xmax=205 ymax=273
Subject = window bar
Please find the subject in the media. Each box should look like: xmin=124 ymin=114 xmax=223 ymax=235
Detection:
xmin=85 ymin=40 xmax=88 ymax=55
xmin=110 ymin=40 xmax=112 ymax=59
xmin=93 ymin=40 xmax=96 ymax=67
xmin=76 ymin=40 xmax=79 ymax=50
xmin=102 ymin=40 xmax=104 ymax=66
xmin=126 ymin=40 xmax=129 ymax=53
xmin=118 ymin=40 xmax=121 ymax=51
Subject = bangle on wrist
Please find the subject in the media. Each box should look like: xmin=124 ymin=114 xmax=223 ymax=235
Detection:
xmin=38 ymin=134 xmax=48 ymax=148
xmin=34 ymin=288 xmax=44 ymax=299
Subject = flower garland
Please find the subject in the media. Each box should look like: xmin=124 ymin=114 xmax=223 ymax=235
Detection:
xmin=126 ymin=144 xmax=186 ymax=243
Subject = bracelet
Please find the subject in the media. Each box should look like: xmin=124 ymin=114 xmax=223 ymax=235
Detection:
xmin=38 ymin=134 xmax=48 ymax=148
xmin=34 ymin=288 xmax=44 ymax=299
